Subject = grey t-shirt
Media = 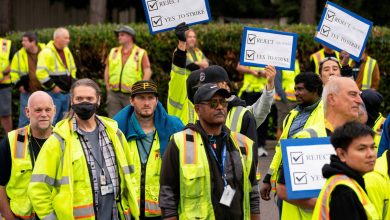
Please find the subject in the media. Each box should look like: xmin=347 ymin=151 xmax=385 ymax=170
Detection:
xmin=136 ymin=130 xmax=155 ymax=164
xmin=83 ymin=127 xmax=115 ymax=219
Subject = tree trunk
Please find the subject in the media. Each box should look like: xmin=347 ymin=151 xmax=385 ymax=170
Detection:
xmin=0 ymin=0 xmax=11 ymax=34
xmin=300 ymin=0 xmax=316 ymax=24
xmin=89 ymin=0 xmax=107 ymax=24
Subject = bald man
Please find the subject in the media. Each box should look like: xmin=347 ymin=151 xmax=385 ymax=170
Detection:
xmin=0 ymin=91 xmax=55 ymax=219
xmin=36 ymin=27 xmax=77 ymax=124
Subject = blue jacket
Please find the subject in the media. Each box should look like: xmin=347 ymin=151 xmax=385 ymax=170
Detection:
xmin=378 ymin=116 xmax=390 ymax=157
xmin=113 ymin=102 xmax=184 ymax=154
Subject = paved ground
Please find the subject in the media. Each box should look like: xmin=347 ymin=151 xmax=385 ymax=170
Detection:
xmin=259 ymin=140 xmax=279 ymax=220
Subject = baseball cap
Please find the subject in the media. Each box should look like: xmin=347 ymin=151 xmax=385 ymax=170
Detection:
xmin=131 ymin=80 xmax=158 ymax=96
xmin=187 ymin=65 xmax=230 ymax=104
xmin=194 ymin=83 xmax=230 ymax=104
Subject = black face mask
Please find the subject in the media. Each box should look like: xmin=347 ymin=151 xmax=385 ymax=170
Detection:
xmin=71 ymin=102 xmax=98 ymax=120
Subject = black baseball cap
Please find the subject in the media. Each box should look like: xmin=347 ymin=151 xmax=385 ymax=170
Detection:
xmin=187 ymin=65 xmax=230 ymax=104
xmin=194 ymin=83 xmax=230 ymax=104
xmin=131 ymin=80 xmax=158 ymax=96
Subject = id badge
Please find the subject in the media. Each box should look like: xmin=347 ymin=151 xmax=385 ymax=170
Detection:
xmin=100 ymin=174 xmax=107 ymax=186
xmin=101 ymin=184 xmax=114 ymax=195
xmin=219 ymin=185 xmax=236 ymax=207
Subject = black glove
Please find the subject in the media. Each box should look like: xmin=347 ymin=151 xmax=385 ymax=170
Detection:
xmin=175 ymin=22 xmax=189 ymax=41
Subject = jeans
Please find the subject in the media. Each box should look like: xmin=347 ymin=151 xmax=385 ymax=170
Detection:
xmin=48 ymin=91 xmax=70 ymax=124
xmin=18 ymin=92 xmax=31 ymax=128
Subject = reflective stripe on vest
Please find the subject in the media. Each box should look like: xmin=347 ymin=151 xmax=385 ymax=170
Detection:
xmin=14 ymin=127 xmax=28 ymax=158
xmin=186 ymin=48 xmax=204 ymax=63
xmin=168 ymin=97 xmax=183 ymax=110
xmin=73 ymin=204 xmax=95 ymax=219
xmin=372 ymin=114 xmax=386 ymax=149
xmin=275 ymin=60 xmax=300 ymax=101
xmin=42 ymin=211 xmax=57 ymax=220
xmin=183 ymin=129 xmax=197 ymax=164
xmin=226 ymin=106 xmax=247 ymax=132
xmin=7 ymin=126 xmax=36 ymax=219
xmin=314 ymin=174 xmax=379 ymax=220
xmin=304 ymin=128 xmax=318 ymax=138
xmin=361 ymin=57 xmax=376 ymax=90
xmin=145 ymin=200 xmax=160 ymax=215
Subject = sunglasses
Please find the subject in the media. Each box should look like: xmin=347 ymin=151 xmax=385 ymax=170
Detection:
xmin=319 ymin=56 xmax=339 ymax=65
xmin=199 ymin=98 xmax=228 ymax=109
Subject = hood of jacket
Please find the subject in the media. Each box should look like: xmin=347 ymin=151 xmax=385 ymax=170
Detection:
xmin=113 ymin=101 xmax=184 ymax=154
xmin=322 ymin=155 xmax=366 ymax=190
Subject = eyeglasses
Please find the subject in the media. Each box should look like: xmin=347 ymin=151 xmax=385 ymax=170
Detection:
xmin=319 ymin=56 xmax=339 ymax=65
xmin=199 ymin=98 xmax=228 ymax=109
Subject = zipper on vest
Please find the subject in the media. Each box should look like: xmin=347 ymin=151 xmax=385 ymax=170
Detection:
xmin=119 ymin=66 xmax=124 ymax=92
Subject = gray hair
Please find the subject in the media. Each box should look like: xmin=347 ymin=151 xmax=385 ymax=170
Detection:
xmin=53 ymin=27 xmax=68 ymax=39
xmin=322 ymin=77 xmax=342 ymax=113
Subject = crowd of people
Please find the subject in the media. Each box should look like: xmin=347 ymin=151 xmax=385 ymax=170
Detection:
xmin=0 ymin=21 xmax=388 ymax=220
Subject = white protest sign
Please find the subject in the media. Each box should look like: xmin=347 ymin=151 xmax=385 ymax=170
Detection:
xmin=239 ymin=27 xmax=298 ymax=70
xmin=142 ymin=0 xmax=211 ymax=34
xmin=315 ymin=1 xmax=373 ymax=61
xmin=281 ymin=138 xmax=336 ymax=199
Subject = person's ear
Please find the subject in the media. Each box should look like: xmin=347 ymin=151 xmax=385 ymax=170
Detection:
xmin=129 ymin=97 xmax=134 ymax=106
xmin=336 ymin=148 xmax=347 ymax=163
xmin=25 ymin=107 xmax=30 ymax=119
xmin=195 ymin=104 xmax=200 ymax=114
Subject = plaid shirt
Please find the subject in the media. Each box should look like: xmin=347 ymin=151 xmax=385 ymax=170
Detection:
xmin=73 ymin=116 xmax=120 ymax=219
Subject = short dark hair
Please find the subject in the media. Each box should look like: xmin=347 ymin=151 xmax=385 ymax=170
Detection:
xmin=23 ymin=31 xmax=39 ymax=43
xmin=331 ymin=121 xmax=374 ymax=150
xmin=294 ymin=72 xmax=323 ymax=96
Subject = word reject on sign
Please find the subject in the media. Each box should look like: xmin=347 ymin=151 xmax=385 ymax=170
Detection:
xmin=281 ymin=137 xmax=336 ymax=200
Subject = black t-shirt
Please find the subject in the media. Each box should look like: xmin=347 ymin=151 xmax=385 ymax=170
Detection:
xmin=0 ymin=135 xmax=45 ymax=186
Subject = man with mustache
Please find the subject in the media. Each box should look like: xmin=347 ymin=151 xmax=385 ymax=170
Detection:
xmin=113 ymin=80 xmax=183 ymax=219
xmin=312 ymin=121 xmax=379 ymax=220
xmin=159 ymin=83 xmax=261 ymax=219
xmin=261 ymin=72 xmax=323 ymax=210
xmin=0 ymin=91 xmax=55 ymax=219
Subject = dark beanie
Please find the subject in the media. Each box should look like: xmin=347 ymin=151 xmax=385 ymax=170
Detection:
xmin=361 ymin=89 xmax=383 ymax=127
xmin=186 ymin=65 xmax=230 ymax=104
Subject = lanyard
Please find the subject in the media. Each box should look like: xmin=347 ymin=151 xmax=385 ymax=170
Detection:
xmin=208 ymin=143 xmax=228 ymax=186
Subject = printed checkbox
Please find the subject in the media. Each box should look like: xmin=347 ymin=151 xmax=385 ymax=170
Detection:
xmin=151 ymin=16 xmax=163 ymax=27
xmin=293 ymin=172 xmax=307 ymax=185
xmin=326 ymin=10 xmax=335 ymax=22
xmin=290 ymin=152 xmax=304 ymax=164
xmin=246 ymin=50 xmax=255 ymax=60
xmin=247 ymin=34 xmax=256 ymax=44
xmin=147 ymin=0 xmax=158 ymax=11
xmin=320 ymin=25 xmax=331 ymax=37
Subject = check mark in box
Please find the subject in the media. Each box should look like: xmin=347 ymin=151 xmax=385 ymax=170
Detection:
xmin=151 ymin=16 xmax=163 ymax=27
xmin=147 ymin=0 xmax=158 ymax=11
xmin=247 ymin=34 xmax=256 ymax=44
xmin=326 ymin=10 xmax=335 ymax=22
xmin=290 ymin=152 xmax=304 ymax=165
xmin=320 ymin=25 xmax=331 ymax=37
xmin=293 ymin=172 xmax=307 ymax=185
xmin=246 ymin=50 xmax=255 ymax=60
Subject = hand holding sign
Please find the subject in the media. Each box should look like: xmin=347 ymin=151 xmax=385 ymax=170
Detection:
xmin=175 ymin=22 xmax=189 ymax=41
